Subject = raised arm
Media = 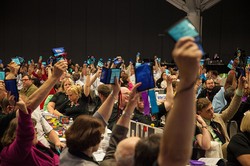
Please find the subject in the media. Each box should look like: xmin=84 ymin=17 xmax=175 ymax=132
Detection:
xmin=196 ymin=114 xmax=211 ymax=150
xmin=158 ymin=37 xmax=202 ymax=166
xmin=94 ymin=78 xmax=120 ymax=124
xmin=26 ymin=60 xmax=67 ymax=111
xmin=1 ymin=96 xmax=32 ymax=161
xmin=164 ymin=75 xmax=174 ymax=111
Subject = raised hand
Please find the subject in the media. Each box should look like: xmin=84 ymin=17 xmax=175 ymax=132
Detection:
xmin=172 ymin=37 xmax=202 ymax=83
xmin=52 ymin=60 xmax=68 ymax=79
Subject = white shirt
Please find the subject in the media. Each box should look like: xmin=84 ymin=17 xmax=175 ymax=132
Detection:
xmin=32 ymin=107 xmax=53 ymax=148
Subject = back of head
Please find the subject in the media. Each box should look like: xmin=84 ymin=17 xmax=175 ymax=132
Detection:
xmin=97 ymin=84 xmax=111 ymax=98
xmin=1 ymin=118 xmax=18 ymax=147
xmin=115 ymin=136 xmax=140 ymax=166
xmin=0 ymin=97 xmax=10 ymax=114
xmin=72 ymin=72 xmax=80 ymax=82
xmin=65 ymin=115 xmax=105 ymax=152
xmin=134 ymin=134 xmax=162 ymax=166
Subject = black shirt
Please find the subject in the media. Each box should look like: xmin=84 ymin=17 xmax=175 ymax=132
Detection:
xmin=132 ymin=103 xmax=167 ymax=127
xmin=197 ymin=86 xmax=221 ymax=102
xmin=227 ymin=132 xmax=250 ymax=166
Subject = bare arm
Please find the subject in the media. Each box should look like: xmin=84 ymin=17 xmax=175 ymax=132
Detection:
xmin=196 ymin=115 xmax=211 ymax=150
xmin=83 ymin=67 xmax=91 ymax=97
xmin=47 ymin=130 xmax=65 ymax=150
xmin=163 ymin=75 xmax=174 ymax=111
xmin=237 ymin=155 xmax=250 ymax=166
xmin=47 ymin=102 xmax=63 ymax=116
xmin=26 ymin=60 xmax=68 ymax=111
xmin=158 ymin=37 xmax=202 ymax=166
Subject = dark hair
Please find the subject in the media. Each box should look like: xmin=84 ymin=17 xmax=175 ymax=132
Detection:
xmin=156 ymin=72 xmax=166 ymax=88
xmin=54 ymin=82 xmax=61 ymax=91
xmin=22 ymin=74 xmax=32 ymax=80
xmin=1 ymin=118 xmax=37 ymax=147
xmin=72 ymin=72 xmax=80 ymax=82
xmin=1 ymin=118 xmax=18 ymax=147
xmin=210 ymin=70 xmax=219 ymax=77
xmin=65 ymin=115 xmax=105 ymax=152
xmin=134 ymin=134 xmax=162 ymax=166
xmin=32 ymin=77 xmax=41 ymax=87
xmin=97 ymin=84 xmax=111 ymax=98
xmin=196 ymin=98 xmax=211 ymax=113
xmin=121 ymin=73 xmax=129 ymax=88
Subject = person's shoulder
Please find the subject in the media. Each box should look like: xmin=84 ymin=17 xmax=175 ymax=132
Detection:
xmin=231 ymin=132 xmax=249 ymax=141
xmin=214 ymin=86 xmax=222 ymax=91
xmin=31 ymin=83 xmax=38 ymax=89
xmin=56 ymin=91 xmax=66 ymax=96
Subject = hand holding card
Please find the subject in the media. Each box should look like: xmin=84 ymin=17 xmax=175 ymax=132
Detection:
xmin=135 ymin=64 xmax=155 ymax=92
xmin=167 ymin=18 xmax=204 ymax=55
xmin=100 ymin=67 xmax=121 ymax=84
xmin=4 ymin=79 xmax=19 ymax=102
xmin=0 ymin=71 xmax=5 ymax=81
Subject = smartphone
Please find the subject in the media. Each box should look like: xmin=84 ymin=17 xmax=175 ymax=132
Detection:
xmin=167 ymin=18 xmax=204 ymax=54
xmin=0 ymin=71 xmax=5 ymax=80
xmin=4 ymin=79 xmax=19 ymax=102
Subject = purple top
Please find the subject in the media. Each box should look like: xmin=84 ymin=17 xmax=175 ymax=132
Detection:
xmin=0 ymin=109 xmax=59 ymax=166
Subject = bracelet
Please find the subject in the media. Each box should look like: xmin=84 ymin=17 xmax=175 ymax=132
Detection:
xmin=202 ymin=126 xmax=207 ymax=129
xmin=174 ymin=79 xmax=196 ymax=99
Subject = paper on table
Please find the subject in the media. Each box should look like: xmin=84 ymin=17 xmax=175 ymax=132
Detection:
xmin=198 ymin=157 xmax=221 ymax=165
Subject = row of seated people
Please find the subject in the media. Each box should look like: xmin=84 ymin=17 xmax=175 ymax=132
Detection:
xmin=0 ymin=37 xmax=249 ymax=165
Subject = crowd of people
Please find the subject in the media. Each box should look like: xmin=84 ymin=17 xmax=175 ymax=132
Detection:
xmin=0 ymin=37 xmax=249 ymax=166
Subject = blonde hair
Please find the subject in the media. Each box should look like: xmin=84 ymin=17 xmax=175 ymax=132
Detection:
xmin=240 ymin=111 xmax=250 ymax=132
xmin=60 ymin=78 xmax=74 ymax=92
xmin=66 ymin=85 xmax=82 ymax=98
